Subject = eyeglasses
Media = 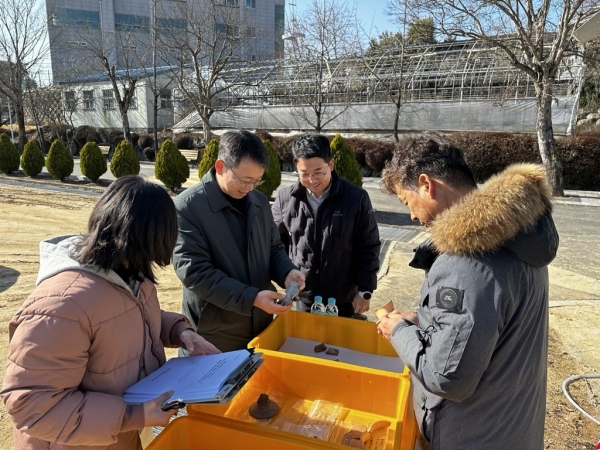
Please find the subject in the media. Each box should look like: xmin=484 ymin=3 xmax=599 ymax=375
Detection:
xmin=298 ymin=168 xmax=328 ymax=181
xmin=227 ymin=165 xmax=264 ymax=189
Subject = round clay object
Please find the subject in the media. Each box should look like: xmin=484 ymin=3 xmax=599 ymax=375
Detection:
xmin=249 ymin=393 xmax=279 ymax=419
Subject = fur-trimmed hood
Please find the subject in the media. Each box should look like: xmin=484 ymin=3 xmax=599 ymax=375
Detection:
xmin=430 ymin=163 xmax=559 ymax=267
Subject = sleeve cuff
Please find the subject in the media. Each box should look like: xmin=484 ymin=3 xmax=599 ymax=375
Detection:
xmin=169 ymin=318 xmax=194 ymax=348
xmin=120 ymin=405 xmax=145 ymax=432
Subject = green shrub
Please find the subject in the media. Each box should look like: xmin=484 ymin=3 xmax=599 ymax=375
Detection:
xmin=20 ymin=140 xmax=45 ymax=176
xmin=173 ymin=133 xmax=193 ymax=150
xmin=110 ymin=140 xmax=140 ymax=178
xmin=271 ymin=135 xmax=297 ymax=166
xmin=256 ymin=140 xmax=282 ymax=199
xmin=447 ymin=132 xmax=540 ymax=182
xmin=330 ymin=133 xmax=362 ymax=187
xmin=74 ymin=125 xmax=100 ymax=148
xmin=45 ymin=139 xmax=74 ymax=180
xmin=138 ymin=133 xmax=154 ymax=150
xmin=198 ymin=138 xmax=219 ymax=178
xmin=0 ymin=133 xmax=20 ymax=174
xmin=558 ymin=135 xmax=600 ymax=190
xmin=80 ymin=141 xmax=108 ymax=182
xmin=364 ymin=141 xmax=395 ymax=172
xmin=155 ymin=139 xmax=189 ymax=191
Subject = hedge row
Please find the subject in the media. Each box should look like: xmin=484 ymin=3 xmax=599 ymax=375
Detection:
xmin=2 ymin=129 xmax=599 ymax=190
xmin=259 ymin=131 xmax=600 ymax=191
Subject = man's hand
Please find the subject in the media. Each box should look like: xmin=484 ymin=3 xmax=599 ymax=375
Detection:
xmin=377 ymin=310 xmax=418 ymax=340
xmin=352 ymin=294 xmax=370 ymax=314
xmin=254 ymin=290 xmax=294 ymax=315
xmin=180 ymin=329 xmax=221 ymax=355
xmin=142 ymin=390 xmax=178 ymax=427
xmin=284 ymin=269 xmax=306 ymax=291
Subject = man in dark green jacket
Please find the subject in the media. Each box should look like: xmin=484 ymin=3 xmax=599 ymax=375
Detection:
xmin=172 ymin=130 xmax=305 ymax=352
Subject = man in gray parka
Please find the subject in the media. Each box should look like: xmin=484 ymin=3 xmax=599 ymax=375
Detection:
xmin=377 ymin=133 xmax=559 ymax=449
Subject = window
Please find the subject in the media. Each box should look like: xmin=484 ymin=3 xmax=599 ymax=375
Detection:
xmin=52 ymin=9 xmax=100 ymax=28
xmin=247 ymin=26 xmax=256 ymax=38
xmin=216 ymin=23 xmax=239 ymax=37
xmin=83 ymin=90 xmax=95 ymax=110
xmin=64 ymin=91 xmax=76 ymax=111
xmin=160 ymin=88 xmax=173 ymax=109
xmin=246 ymin=0 xmax=256 ymax=7
xmin=246 ymin=54 xmax=256 ymax=62
xmin=157 ymin=18 xmax=187 ymax=31
xmin=103 ymin=89 xmax=115 ymax=110
xmin=115 ymin=14 xmax=150 ymax=32
xmin=213 ymin=0 xmax=239 ymax=5
xmin=68 ymin=41 xmax=88 ymax=47
xmin=128 ymin=88 xmax=137 ymax=109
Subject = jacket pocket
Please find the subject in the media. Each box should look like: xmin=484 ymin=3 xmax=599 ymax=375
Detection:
xmin=431 ymin=315 xmax=474 ymax=375
xmin=197 ymin=302 xmax=218 ymax=334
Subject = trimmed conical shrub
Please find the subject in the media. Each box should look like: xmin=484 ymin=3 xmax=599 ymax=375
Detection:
xmin=46 ymin=139 xmax=74 ymax=180
xmin=198 ymin=138 xmax=219 ymax=178
xmin=255 ymin=139 xmax=281 ymax=199
xmin=80 ymin=141 xmax=107 ymax=182
xmin=110 ymin=140 xmax=140 ymax=178
xmin=155 ymin=139 xmax=189 ymax=191
xmin=0 ymin=133 xmax=20 ymax=174
xmin=21 ymin=140 xmax=45 ymax=176
xmin=330 ymin=133 xmax=362 ymax=187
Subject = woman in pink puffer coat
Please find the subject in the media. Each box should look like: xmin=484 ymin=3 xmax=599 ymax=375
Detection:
xmin=1 ymin=175 xmax=219 ymax=450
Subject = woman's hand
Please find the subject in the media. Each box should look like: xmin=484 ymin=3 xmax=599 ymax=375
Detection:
xmin=142 ymin=390 xmax=178 ymax=427
xmin=179 ymin=329 xmax=221 ymax=355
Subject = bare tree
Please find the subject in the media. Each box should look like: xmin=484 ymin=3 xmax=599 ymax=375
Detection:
xmin=0 ymin=0 xmax=51 ymax=151
xmin=361 ymin=30 xmax=421 ymax=141
xmin=160 ymin=1 xmax=263 ymax=142
xmin=56 ymin=18 xmax=151 ymax=144
xmin=283 ymin=0 xmax=362 ymax=132
xmin=386 ymin=0 xmax=600 ymax=195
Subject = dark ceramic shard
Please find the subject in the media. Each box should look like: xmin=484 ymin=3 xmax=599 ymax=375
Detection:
xmin=314 ymin=342 xmax=327 ymax=353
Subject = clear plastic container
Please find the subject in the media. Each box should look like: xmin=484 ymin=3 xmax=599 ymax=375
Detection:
xmin=310 ymin=296 xmax=326 ymax=315
xmin=325 ymin=298 xmax=338 ymax=316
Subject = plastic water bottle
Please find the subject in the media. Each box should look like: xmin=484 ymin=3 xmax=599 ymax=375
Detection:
xmin=310 ymin=296 xmax=326 ymax=315
xmin=325 ymin=298 xmax=338 ymax=316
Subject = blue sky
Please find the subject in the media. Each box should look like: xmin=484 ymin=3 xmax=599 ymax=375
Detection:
xmin=355 ymin=0 xmax=396 ymax=36
xmin=293 ymin=0 xmax=398 ymax=38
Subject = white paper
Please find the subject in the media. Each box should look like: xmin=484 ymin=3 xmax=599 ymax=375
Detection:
xmin=278 ymin=337 xmax=404 ymax=373
xmin=123 ymin=349 xmax=252 ymax=405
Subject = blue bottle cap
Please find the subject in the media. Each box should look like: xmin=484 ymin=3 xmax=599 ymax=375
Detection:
xmin=315 ymin=296 xmax=322 ymax=302
xmin=327 ymin=297 xmax=335 ymax=304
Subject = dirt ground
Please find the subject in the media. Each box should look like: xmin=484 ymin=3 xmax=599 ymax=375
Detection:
xmin=0 ymin=183 xmax=599 ymax=449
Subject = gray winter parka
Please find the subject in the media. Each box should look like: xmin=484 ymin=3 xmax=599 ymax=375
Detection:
xmin=173 ymin=169 xmax=297 ymax=352
xmin=390 ymin=164 xmax=559 ymax=450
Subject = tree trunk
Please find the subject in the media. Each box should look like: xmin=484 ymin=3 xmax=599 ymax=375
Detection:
xmin=120 ymin=109 xmax=132 ymax=144
xmin=15 ymin=90 xmax=26 ymax=152
xmin=393 ymin=101 xmax=400 ymax=142
xmin=535 ymin=80 xmax=564 ymax=197
xmin=202 ymin=116 xmax=212 ymax=143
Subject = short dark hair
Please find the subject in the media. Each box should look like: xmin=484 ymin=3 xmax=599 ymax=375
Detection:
xmin=381 ymin=132 xmax=477 ymax=195
xmin=218 ymin=130 xmax=268 ymax=169
xmin=291 ymin=133 xmax=331 ymax=163
xmin=72 ymin=175 xmax=177 ymax=283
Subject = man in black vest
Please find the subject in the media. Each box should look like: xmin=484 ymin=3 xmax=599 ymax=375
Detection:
xmin=272 ymin=133 xmax=380 ymax=318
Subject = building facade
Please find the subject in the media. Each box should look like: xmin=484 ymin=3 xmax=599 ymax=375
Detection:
xmin=58 ymin=69 xmax=178 ymax=131
xmin=45 ymin=0 xmax=285 ymax=83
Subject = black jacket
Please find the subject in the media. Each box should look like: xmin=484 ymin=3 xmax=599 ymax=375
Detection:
xmin=271 ymin=171 xmax=380 ymax=306
xmin=173 ymin=169 xmax=297 ymax=352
